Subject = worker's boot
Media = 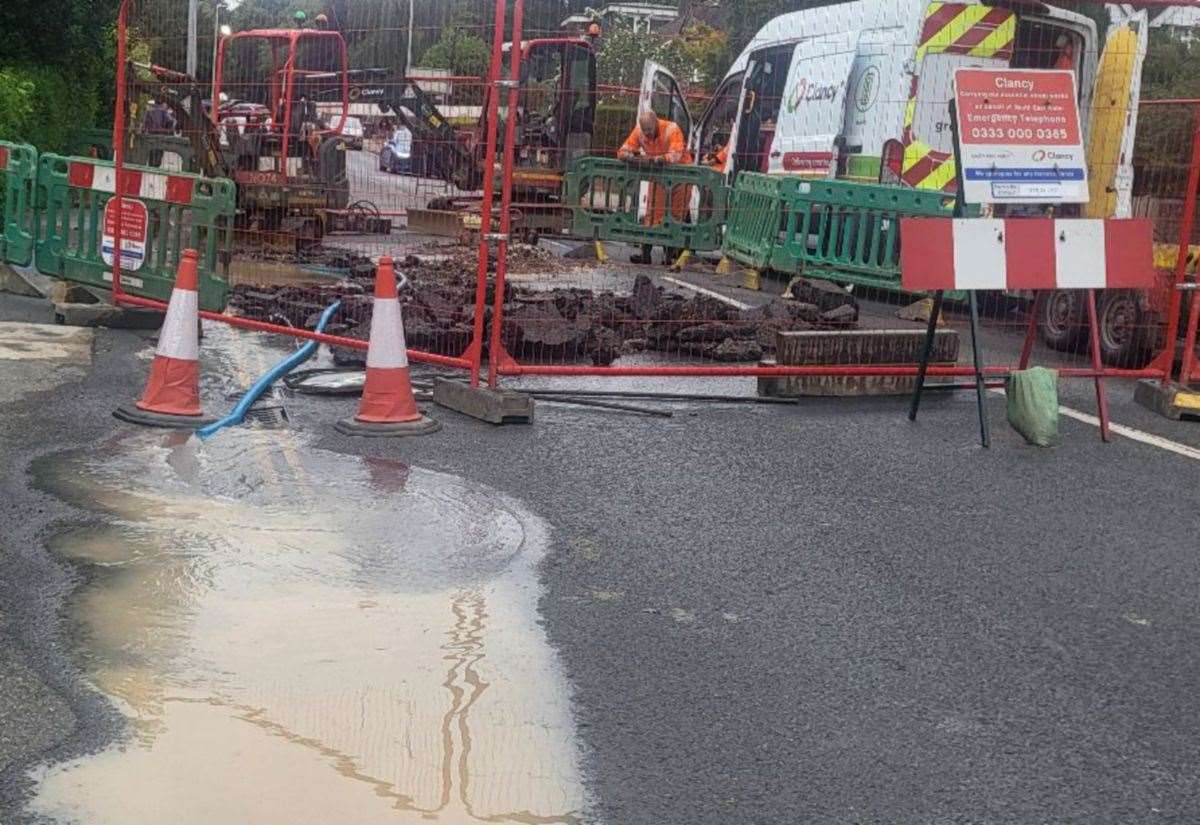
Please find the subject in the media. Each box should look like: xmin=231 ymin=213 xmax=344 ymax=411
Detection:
xmin=630 ymin=245 xmax=653 ymax=265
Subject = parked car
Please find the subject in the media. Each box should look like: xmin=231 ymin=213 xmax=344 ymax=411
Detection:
xmin=328 ymin=115 xmax=365 ymax=150
xmin=379 ymin=127 xmax=414 ymax=175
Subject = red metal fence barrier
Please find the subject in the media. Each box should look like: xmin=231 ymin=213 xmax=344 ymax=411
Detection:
xmin=102 ymin=0 xmax=1199 ymax=401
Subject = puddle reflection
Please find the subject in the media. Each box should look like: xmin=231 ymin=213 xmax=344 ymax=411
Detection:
xmin=28 ymin=430 xmax=586 ymax=824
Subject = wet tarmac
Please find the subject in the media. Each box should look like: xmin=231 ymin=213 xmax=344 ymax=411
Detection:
xmin=26 ymin=428 xmax=586 ymax=824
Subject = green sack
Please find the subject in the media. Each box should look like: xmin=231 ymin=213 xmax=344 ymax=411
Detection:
xmin=1006 ymin=367 xmax=1060 ymax=447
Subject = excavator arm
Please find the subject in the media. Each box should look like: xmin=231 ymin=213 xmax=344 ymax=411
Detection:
xmin=126 ymin=62 xmax=231 ymax=180
xmin=374 ymin=77 xmax=484 ymax=193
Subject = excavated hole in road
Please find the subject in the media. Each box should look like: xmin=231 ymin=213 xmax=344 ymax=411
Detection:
xmin=26 ymin=429 xmax=587 ymax=824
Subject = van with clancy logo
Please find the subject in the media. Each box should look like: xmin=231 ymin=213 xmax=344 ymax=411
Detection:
xmin=643 ymin=0 xmax=1145 ymax=202
xmin=639 ymin=1 xmax=1158 ymax=365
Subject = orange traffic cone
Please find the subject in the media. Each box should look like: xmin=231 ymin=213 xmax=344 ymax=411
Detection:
xmin=114 ymin=249 xmax=216 ymax=429
xmin=336 ymin=257 xmax=440 ymax=437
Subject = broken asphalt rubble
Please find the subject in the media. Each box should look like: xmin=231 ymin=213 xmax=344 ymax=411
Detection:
xmin=226 ymin=244 xmax=860 ymax=367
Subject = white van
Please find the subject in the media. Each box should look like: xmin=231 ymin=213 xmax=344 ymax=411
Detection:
xmin=643 ymin=1 xmax=1146 ymax=203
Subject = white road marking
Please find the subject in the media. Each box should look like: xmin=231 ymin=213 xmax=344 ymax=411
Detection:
xmin=661 ymin=276 xmax=752 ymax=310
xmin=989 ymin=388 xmax=1200 ymax=461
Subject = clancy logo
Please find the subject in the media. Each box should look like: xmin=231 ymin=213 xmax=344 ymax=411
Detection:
xmin=787 ymin=77 xmax=844 ymax=112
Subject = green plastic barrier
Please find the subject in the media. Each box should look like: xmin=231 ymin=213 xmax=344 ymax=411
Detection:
xmin=563 ymin=157 xmax=728 ymax=252
xmin=772 ymin=178 xmax=964 ymax=290
xmin=722 ymin=174 xmax=973 ymax=291
xmin=0 ymin=141 xmax=39 ymax=267
xmin=721 ymin=172 xmax=789 ymax=271
xmin=35 ymin=154 xmax=235 ymax=311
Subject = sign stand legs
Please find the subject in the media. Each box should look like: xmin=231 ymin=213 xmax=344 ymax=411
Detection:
xmin=967 ymin=291 xmax=991 ymax=448
xmin=908 ymin=290 xmax=944 ymax=422
xmin=1084 ymin=288 xmax=1112 ymax=441
xmin=909 ymin=99 xmax=989 ymax=447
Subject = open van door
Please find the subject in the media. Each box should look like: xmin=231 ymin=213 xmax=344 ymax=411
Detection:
xmin=768 ymin=30 xmax=861 ymax=176
xmin=639 ymin=61 xmax=692 ymax=140
xmin=1083 ymin=10 xmax=1148 ymax=219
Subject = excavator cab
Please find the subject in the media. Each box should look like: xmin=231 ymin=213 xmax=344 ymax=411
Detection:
xmin=502 ymin=37 xmax=597 ymax=195
xmin=212 ymin=28 xmax=353 ymax=235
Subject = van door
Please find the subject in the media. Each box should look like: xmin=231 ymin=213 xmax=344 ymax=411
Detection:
xmin=733 ymin=44 xmax=794 ymax=175
xmin=1083 ymin=10 xmax=1148 ymax=219
xmin=691 ymin=71 xmax=746 ymax=175
xmin=639 ymin=61 xmax=692 ymax=140
xmin=635 ymin=61 xmax=693 ymax=224
xmin=901 ymin=3 xmax=1016 ymax=191
xmin=768 ymin=30 xmax=861 ymax=176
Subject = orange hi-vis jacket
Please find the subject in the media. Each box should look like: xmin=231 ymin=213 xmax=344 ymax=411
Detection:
xmin=618 ymin=117 xmax=692 ymax=165
xmin=617 ymin=117 xmax=694 ymax=227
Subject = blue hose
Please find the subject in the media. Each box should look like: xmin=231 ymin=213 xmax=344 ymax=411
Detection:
xmin=197 ymin=300 xmax=342 ymax=440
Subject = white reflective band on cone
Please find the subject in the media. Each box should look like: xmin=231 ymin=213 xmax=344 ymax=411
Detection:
xmin=366 ymin=298 xmax=410 ymax=369
xmin=156 ymin=289 xmax=200 ymax=361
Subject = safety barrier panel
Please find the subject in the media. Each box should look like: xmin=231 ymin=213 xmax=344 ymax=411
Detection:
xmin=0 ymin=141 xmax=39 ymax=268
xmin=721 ymin=172 xmax=788 ymax=271
xmin=35 ymin=154 xmax=235 ymax=311
xmin=773 ymin=179 xmax=965 ymax=291
xmin=563 ymin=158 xmax=728 ymax=252
xmin=722 ymin=174 xmax=965 ymax=290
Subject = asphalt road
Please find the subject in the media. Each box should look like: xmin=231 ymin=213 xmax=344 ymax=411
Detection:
xmin=345 ymin=148 xmax=465 ymax=215
xmin=2 ymin=287 xmax=1200 ymax=823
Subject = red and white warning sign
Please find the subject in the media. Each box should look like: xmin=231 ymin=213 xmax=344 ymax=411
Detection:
xmin=101 ymin=197 xmax=149 ymax=272
xmin=954 ymin=68 xmax=1088 ymax=204
xmin=899 ymin=217 xmax=1155 ymax=291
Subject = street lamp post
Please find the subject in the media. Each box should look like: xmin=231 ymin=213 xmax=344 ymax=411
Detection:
xmin=211 ymin=2 xmax=229 ymax=106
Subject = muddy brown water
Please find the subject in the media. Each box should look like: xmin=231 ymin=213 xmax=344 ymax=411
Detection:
xmin=27 ymin=429 xmax=587 ymax=824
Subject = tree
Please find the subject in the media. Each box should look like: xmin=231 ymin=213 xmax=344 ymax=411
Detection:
xmin=0 ymin=0 xmax=119 ymax=148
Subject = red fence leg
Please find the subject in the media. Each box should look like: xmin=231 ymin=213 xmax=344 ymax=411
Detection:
xmin=467 ymin=0 xmax=510 ymax=388
xmin=1157 ymin=103 xmax=1200 ymax=386
xmin=487 ymin=0 xmax=525 ymax=390
xmin=1181 ymin=289 xmax=1200 ymax=387
xmin=1018 ymin=292 xmax=1044 ymax=371
xmin=110 ymin=0 xmax=131 ymax=305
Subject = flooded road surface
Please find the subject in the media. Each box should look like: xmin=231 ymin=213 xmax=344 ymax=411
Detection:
xmin=27 ymin=429 xmax=587 ymax=824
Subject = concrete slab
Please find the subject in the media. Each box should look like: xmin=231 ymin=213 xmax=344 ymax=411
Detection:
xmin=53 ymin=303 xmax=164 ymax=330
xmin=433 ymin=378 xmax=535 ymax=425
xmin=0 ymin=264 xmax=57 ymax=300
xmin=1134 ymin=378 xmax=1200 ymax=422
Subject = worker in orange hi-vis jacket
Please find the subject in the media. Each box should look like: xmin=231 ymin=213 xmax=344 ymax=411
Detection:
xmin=704 ymin=141 xmax=729 ymax=173
xmin=617 ymin=110 xmax=694 ymax=265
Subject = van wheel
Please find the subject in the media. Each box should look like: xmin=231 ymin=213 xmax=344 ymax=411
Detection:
xmin=1097 ymin=289 xmax=1151 ymax=368
xmin=1039 ymin=289 xmax=1086 ymax=352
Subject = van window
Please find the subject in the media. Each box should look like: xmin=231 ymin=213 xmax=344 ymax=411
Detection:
xmin=698 ymin=72 xmax=744 ymax=160
xmin=912 ymin=51 xmax=1007 ymax=155
xmin=650 ymin=69 xmax=691 ymax=137
xmin=735 ymin=44 xmax=794 ymax=173
xmin=1013 ymin=20 xmax=1083 ymax=82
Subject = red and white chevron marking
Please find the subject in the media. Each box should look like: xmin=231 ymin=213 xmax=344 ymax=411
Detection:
xmin=67 ymin=161 xmax=195 ymax=206
xmin=900 ymin=218 xmax=1155 ymax=291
